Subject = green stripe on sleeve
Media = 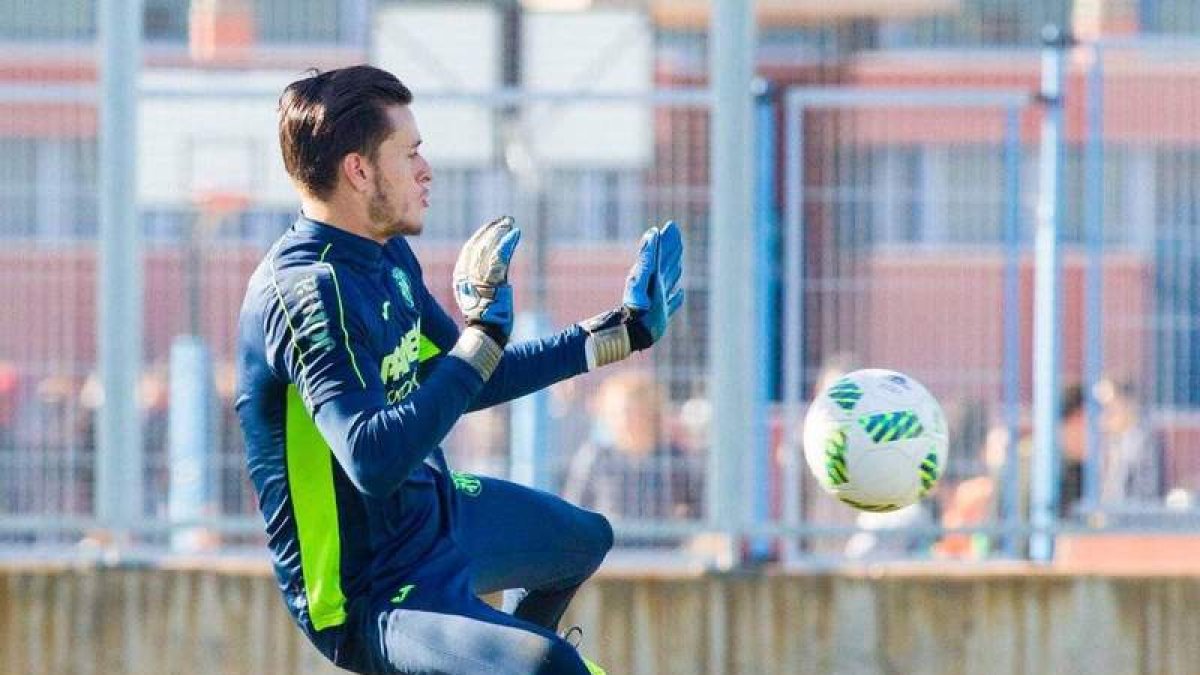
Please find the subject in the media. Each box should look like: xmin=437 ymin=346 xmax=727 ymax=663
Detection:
xmin=285 ymin=385 xmax=347 ymax=631
xmin=418 ymin=333 xmax=442 ymax=363
xmin=322 ymin=261 xmax=368 ymax=389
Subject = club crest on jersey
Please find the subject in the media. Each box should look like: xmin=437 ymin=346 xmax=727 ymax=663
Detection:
xmin=391 ymin=267 xmax=414 ymax=309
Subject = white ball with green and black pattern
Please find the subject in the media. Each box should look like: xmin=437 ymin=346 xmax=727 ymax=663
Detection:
xmin=802 ymin=368 xmax=949 ymax=513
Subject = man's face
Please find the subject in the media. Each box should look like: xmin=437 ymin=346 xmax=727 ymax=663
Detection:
xmin=366 ymin=105 xmax=431 ymax=237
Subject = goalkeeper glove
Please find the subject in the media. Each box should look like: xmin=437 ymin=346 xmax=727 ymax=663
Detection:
xmin=580 ymin=221 xmax=684 ymax=370
xmin=453 ymin=215 xmax=521 ymax=349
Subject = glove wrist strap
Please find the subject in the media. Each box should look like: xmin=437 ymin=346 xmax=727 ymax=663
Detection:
xmin=580 ymin=309 xmax=632 ymax=371
xmin=449 ymin=327 xmax=504 ymax=380
xmin=466 ymin=319 xmax=509 ymax=348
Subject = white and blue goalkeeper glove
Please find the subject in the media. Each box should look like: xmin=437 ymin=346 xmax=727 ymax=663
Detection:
xmin=580 ymin=220 xmax=684 ymax=370
xmin=453 ymin=216 xmax=521 ymax=347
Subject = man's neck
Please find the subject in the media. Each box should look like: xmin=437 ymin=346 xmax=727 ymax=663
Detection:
xmin=300 ymin=196 xmax=386 ymax=244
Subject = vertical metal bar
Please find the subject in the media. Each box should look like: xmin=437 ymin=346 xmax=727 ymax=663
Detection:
xmin=346 ymin=0 xmax=374 ymax=47
xmin=780 ymin=92 xmax=805 ymax=564
xmin=509 ymin=313 xmax=551 ymax=489
xmin=97 ymin=0 xmax=144 ymax=536
xmin=1139 ymin=0 xmax=1161 ymax=33
xmin=168 ymin=337 xmax=213 ymax=551
xmin=1082 ymin=44 xmax=1106 ymax=513
xmin=708 ymin=0 xmax=758 ymax=565
xmin=1030 ymin=26 xmax=1071 ymax=562
xmin=750 ymin=81 xmax=775 ymax=560
xmin=1000 ymin=104 xmax=1023 ymax=557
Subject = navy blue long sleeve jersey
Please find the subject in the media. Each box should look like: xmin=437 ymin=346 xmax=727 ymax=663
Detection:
xmin=234 ymin=216 xmax=588 ymax=659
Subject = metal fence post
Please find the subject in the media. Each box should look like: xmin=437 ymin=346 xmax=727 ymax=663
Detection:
xmin=709 ymin=0 xmax=758 ymax=565
xmin=1082 ymin=42 xmax=1106 ymax=513
xmin=1030 ymin=25 xmax=1072 ymax=562
xmin=751 ymin=79 xmax=777 ymax=561
xmin=509 ymin=312 xmax=552 ymax=490
xmin=780 ymin=91 xmax=806 ymax=564
xmin=97 ymin=0 xmax=144 ymax=539
xmin=1000 ymin=103 xmax=1024 ymax=557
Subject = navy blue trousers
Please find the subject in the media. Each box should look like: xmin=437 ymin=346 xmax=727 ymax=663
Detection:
xmin=351 ymin=475 xmax=613 ymax=674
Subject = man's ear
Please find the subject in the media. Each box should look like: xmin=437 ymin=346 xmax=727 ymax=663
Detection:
xmin=341 ymin=152 xmax=372 ymax=193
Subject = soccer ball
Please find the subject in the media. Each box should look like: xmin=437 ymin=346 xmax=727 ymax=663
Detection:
xmin=802 ymin=368 xmax=948 ymax=513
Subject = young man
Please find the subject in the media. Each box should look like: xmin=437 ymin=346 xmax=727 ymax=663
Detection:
xmin=235 ymin=65 xmax=683 ymax=674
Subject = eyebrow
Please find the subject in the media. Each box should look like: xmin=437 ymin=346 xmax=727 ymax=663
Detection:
xmin=411 ymin=139 xmax=422 ymax=149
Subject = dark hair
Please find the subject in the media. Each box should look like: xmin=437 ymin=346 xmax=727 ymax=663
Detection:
xmin=1060 ymin=383 xmax=1086 ymax=420
xmin=278 ymin=65 xmax=413 ymax=199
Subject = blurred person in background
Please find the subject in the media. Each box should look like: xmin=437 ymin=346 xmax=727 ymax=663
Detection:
xmin=937 ymin=384 xmax=1089 ymax=559
xmin=53 ymin=373 xmax=95 ymax=516
xmin=139 ymin=364 xmax=170 ymax=517
xmin=549 ymin=378 xmax=593 ymax=489
xmin=1057 ymin=384 xmax=1089 ymax=514
xmin=562 ymin=370 xmax=703 ymax=524
xmin=0 ymin=362 xmax=18 ymax=515
xmin=936 ymin=422 xmax=1010 ymax=560
xmin=0 ymin=361 xmax=18 ymax=459
xmin=214 ymin=360 xmax=251 ymax=516
xmin=441 ymin=406 xmax=510 ymax=477
xmin=1093 ymin=377 xmax=1164 ymax=506
xmin=236 ymin=65 xmax=683 ymax=675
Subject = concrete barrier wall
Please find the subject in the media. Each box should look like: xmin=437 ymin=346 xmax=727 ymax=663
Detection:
xmin=3 ymin=563 xmax=1200 ymax=675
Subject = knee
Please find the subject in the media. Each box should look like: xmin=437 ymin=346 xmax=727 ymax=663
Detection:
xmin=581 ymin=509 xmax=614 ymax=564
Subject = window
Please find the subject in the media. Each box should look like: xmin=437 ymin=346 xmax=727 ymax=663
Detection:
xmin=144 ymin=0 xmax=187 ymax=41
xmin=1151 ymin=147 xmax=1200 ymax=406
xmin=880 ymin=0 xmax=1073 ymax=48
xmin=0 ymin=138 xmax=97 ymax=240
xmin=0 ymin=0 xmax=94 ymax=40
xmin=1145 ymin=0 xmax=1200 ymax=35
xmin=139 ymin=0 xmax=365 ymax=45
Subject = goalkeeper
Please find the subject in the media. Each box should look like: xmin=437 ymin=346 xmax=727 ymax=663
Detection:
xmin=235 ymin=65 xmax=683 ymax=675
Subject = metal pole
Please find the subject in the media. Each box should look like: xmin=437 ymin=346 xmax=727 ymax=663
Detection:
xmin=780 ymin=93 xmax=805 ymax=564
xmin=1030 ymin=25 xmax=1071 ymax=562
xmin=708 ymin=0 xmax=757 ymax=566
xmin=1082 ymin=43 xmax=1106 ymax=513
xmin=509 ymin=313 xmax=551 ymax=489
xmin=97 ymin=0 xmax=144 ymax=538
xmin=1000 ymin=104 xmax=1023 ymax=557
xmin=750 ymin=80 xmax=775 ymax=561
xmin=498 ymin=1 xmax=552 ymax=491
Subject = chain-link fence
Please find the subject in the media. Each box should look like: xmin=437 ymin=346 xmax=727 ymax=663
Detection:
xmin=0 ymin=1 xmax=719 ymax=553
xmin=1077 ymin=35 xmax=1200 ymax=530
xmin=0 ymin=3 xmax=100 ymax=547
xmin=775 ymin=87 xmax=1036 ymax=561
xmin=5 ymin=1 xmax=1200 ymax=565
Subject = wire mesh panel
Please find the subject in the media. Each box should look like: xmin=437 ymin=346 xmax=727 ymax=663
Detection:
xmin=134 ymin=87 xmax=713 ymax=550
xmin=130 ymin=1 xmax=713 ymax=551
xmin=22 ymin=0 xmax=1200 ymax=564
xmin=0 ymin=2 xmax=101 ymax=547
xmin=1080 ymin=38 xmax=1200 ymax=525
xmin=779 ymin=88 xmax=1035 ymax=561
